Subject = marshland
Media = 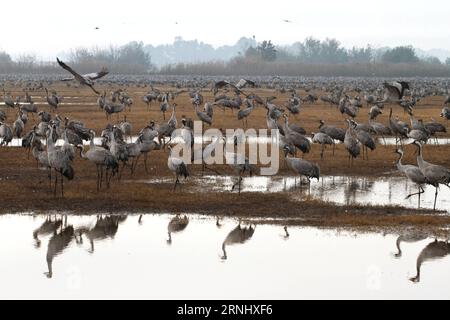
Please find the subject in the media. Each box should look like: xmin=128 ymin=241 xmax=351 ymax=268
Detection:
xmin=2 ymin=0 xmax=450 ymax=300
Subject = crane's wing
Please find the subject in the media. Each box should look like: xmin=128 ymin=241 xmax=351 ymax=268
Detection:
xmin=236 ymin=79 xmax=256 ymax=89
xmin=84 ymin=67 xmax=109 ymax=80
xmin=60 ymin=76 xmax=75 ymax=81
xmin=88 ymin=84 xmax=101 ymax=95
xmin=56 ymin=58 xmax=85 ymax=83
xmin=214 ymin=80 xmax=231 ymax=89
xmin=384 ymin=82 xmax=401 ymax=99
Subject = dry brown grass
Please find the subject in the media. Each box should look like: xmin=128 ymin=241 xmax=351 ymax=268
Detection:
xmin=1 ymin=84 xmax=449 ymax=227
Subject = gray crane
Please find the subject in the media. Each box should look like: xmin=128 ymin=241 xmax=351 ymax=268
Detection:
xmin=204 ymin=102 xmax=214 ymax=118
xmin=441 ymin=106 xmax=450 ymax=129
xmin=379 ymin=81 xmax=410 ymax=104
xmin=167 ymin=145 xmax=189 ymax=191
xmin=311 ymin=132 xmax=334 ymax=159
xmin=2 ymin=88 xmax=16 ymax=110
xmin=407 ymin=127 xmax=429 ymax=144
xmin=57 ymin=58 xmax=106 ymax=95
xmin=38 ymin=111 xmax=51 ymax=123
xmin=160 ymin=93 xmax=170 ymax=120
xmin=118 ymin=116 xmax=132 ymax=141
xmin=78 ymin=131 xmax=118 ymax=191
xmin=350 ymin=120 xmax=376 ymax=160
xmin=344 ymin=121 xmax=360 ymax=165
xmin=224 ymin=147 xmax=258 ymax=195
xmin=282 ymin=115 xmax=311 ymax=156
xmin=20 ymin=102 xmax=38 ymax=115
xmin=389 ymin=108 xmax=409 ymax=145
xmin=413 ymin=141 xmax=450 ymax=210
xmin=195 ymin=103 xmax=212 ymax=126
xmin=13 ymin=112 xmax=25 ymax=138
xmin=167 ymin=103 xmax=178 ymax=128
xmin=0 ymin=122 xmax=13 ymax=146
xmin=369 ymin=120 xmax=392 ymax=145
xmin=394 ymin=149 xmax=427 ymax=206
xmin=237 ymin=98 xmax=254 ymax=128
xmin=369 ymin=105 xmax=383 ymax=120
xmin=137 ymin=133 xmax=160 ymax=173
xmin=339 ymin=95 xmax=358 ymax=118
xmin=104 ymin=100 xmax=125 ymax=120
xmin=319 ymin=120 xmax=345 ymax=142
xmin=424 ymin=118 xmax=446 ymax=144
xmin=44 ymin=88 xmax=61 ymax=112
xmin=283 ymin=145 xmax=320 ymax=188
xmin=46 ymin=124 xmax=75 ymax=196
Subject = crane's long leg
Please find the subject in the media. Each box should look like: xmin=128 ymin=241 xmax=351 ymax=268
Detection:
xmin=173 ymin=176 xmax=179 ymax=191
xmin=433 ymin=187 xmax=439 ymax=211
xmin=54 ymin=170 xmax=58 ymax=196
xmin=100 ymin=165 xmax=104 ymax=189
xmin=405 ymin=185 xmax=425 ymax=200
xmin=144 ymin=153 xmax=149 ymax=173
xmin=238 ymin=174 xmax=242 ymax=195
xmin=96 ymin=165 xmax=100 ymax=192
xmin=48 ymin=167 xmax=52 ymax=189
xmin=61 ymin=171 xmax=64 ymax=197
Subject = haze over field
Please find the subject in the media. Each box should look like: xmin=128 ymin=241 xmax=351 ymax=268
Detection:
xmin=1 ymin=0 xmax=450 ymax=61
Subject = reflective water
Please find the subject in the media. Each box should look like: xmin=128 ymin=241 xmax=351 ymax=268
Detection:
xmin=149 ymin=175 xmax=450 ymax=212
xmin=6 ymin=135 xmax=450 ymax=148
xmin=0 ymin=213 xmax=449 ymax=299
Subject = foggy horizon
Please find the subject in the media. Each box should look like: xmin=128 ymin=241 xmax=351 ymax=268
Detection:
xmin=2 ymin=0 xmax=450 ymax=60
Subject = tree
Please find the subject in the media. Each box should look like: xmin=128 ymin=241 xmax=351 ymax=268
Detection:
xmin=348 ymin=46 xmax=373 ymax=63
xmin=118 ymin=41 xmax=152 ymax=68
xmin=257 ymin=40 xmax=277 ymax=61
xmin=0 ymin=51 xmax=12 ymax=64
xmin=381 ymin=46 xmax=419 ymax=63
xmin=298 ymin=37 xmax=321 ymax=63
xmin=422 ymin=56 xmax=441 ymax=65
xmin=445 ymin=57 xmax=450 ymax=66
xmin=244 ymin=46 xmax=259 ymax=59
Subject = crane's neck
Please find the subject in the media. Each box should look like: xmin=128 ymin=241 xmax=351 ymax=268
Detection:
xmin=396 ymin=153 xmax=405 ymax=171
xmin=47 ymin=127 xmax=56 ymax=151
xmin=283 ymin=117 xmax=290 ymax=133
xmin=79 ymin=146 xmax=87 ymax=159
xmin=416 ymin=144 xmax=426 ymax=170
xmin=89 ymin=132 xmax=96 ymax=149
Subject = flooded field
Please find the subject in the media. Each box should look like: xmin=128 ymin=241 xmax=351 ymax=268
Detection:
xmin=140 ymin=175 xmax=450 ymax=212
xmin=0 ymin=213 xmax=449 ymax=299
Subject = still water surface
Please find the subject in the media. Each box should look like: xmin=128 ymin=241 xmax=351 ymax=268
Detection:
xmin=0 ymin=214 xmax=449 ymax=299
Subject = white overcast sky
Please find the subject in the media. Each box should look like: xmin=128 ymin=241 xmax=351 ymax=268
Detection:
xmin=2 ymin=0 xmax=449 ymax=59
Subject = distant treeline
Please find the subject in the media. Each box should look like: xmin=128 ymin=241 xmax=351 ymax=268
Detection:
xmin=1 ymin=37 xmax=450 ymax=76
xmin=159 ymin=59 xmax=450 ymax=77
xmin=0 ymin=42 xmax=154 ymax=75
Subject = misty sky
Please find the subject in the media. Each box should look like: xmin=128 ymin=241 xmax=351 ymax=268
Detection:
xmin=2 ymin=0 xmax=449 ymax=59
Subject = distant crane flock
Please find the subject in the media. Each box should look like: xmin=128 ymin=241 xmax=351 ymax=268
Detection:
xmin=1 ymin=64 xmax=450 ymax=211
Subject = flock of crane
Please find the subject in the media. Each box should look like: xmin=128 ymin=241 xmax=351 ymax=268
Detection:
xmin=1 ymin=59 xmax=450 ymax=210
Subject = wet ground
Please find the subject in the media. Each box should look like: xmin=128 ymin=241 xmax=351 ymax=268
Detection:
xmin=140 ymin=175 xmax=450 ymax=212
xmin=0 ymin=213 xmax=449 ymax=299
